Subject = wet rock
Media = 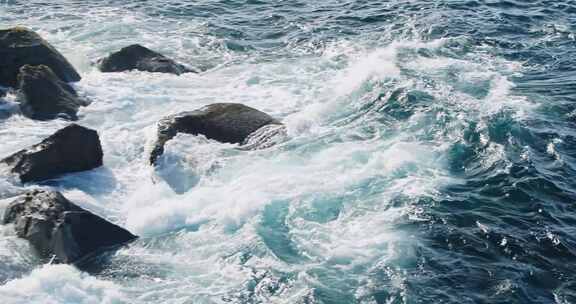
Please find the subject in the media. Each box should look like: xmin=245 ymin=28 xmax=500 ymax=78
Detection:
xmin=241 ymin=124 xmax=288 ymax=150
xmin=0 ymin=124 xmax=103 ymax=183
xmin=0 ymin=27 xmax=81 ymax=88
xmin=98 ymin=44 xmax=196 ymax=75
xmin=150 ymin=103 xmax=281 ymax=164
xmin=17 ymin=65 xmax=88 ymax=120
xmin=2 ymin=190 xmax=137 ymax=264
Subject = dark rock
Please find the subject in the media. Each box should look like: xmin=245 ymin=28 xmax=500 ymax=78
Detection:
xmin=0 ymin=27 xmax=81 ymax=88
xmin=1 ymin=124 xmax=103 ymax=183
xmin=3 ymin=190 xmax=137 ymax=264
xmin=17 ymin=64 xmax=88 ymax=120
xmin=150 ymin=103 xmax=281 ymax=164
xmin=98 ymin=44 xmax=196 ymax=75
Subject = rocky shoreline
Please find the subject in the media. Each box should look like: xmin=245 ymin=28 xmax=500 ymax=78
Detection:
xmin=0 ymin=27 xmax=285 ymax=267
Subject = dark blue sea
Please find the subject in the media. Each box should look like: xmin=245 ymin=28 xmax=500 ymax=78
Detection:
xmin=0 ymin=0 xmax=575 ymax=303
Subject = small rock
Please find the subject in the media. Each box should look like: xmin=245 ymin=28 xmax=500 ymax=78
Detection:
xmin=3 ymin=190 xmax=137 ymax=264
xmin=1 ymin=124 xmax=103 ymax=183
xmin=0 ymin=27 xmax=81 ymax=87
xmin=150 ymin=103 xmax=281 ymax=164
xmin=98 ymin=44 xmax=196 ymax=75
xmin=17 ymin=64 xmax=88 ymax=120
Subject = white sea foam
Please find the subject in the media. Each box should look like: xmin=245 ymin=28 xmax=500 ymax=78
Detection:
xmin=0 ymin=2 xmax=536 ymax=302
xmin=0 ymin=265 xmax=126 ymax=304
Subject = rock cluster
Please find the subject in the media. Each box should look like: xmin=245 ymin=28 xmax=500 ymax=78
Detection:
xmin=0 ymin=27 xmax=80 ymax=88
xmin=0 ymin=27 xmax=84 ymax=120
xmin=0 ymin=27 xmax=285 ymax=268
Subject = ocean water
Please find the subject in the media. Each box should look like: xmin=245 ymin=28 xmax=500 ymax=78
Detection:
xmin=1 ymin=0 xmax=576 ymax=303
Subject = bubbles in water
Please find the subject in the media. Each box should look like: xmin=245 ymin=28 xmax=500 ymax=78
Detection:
xmin=0 ymin=1 xmax=543 ymax=302
xmin=0 ymin=265 xmax=126 ymax=304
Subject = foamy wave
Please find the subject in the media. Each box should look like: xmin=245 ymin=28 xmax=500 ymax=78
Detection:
xmin=0 ymin=265 xmax=126 ymax=304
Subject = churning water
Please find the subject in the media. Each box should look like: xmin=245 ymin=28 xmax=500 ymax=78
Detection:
xmin=1 ymin=0 xmax=576 ymax=303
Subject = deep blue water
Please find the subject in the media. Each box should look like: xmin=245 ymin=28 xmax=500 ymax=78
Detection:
xmin=0 ymin=1 xmax=576 ymax=303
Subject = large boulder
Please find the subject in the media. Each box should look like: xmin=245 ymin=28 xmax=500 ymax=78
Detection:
xmin=0 ymin=27 xmax=81 ymax=88
xmin=17 ymin=64 xmax=88 ymax=120
xmin=150 ymin=103 xmax=281 ymax=164
xmin=3 ymin=190 xmax=137 ymax=264
xmin=1 ymin=124 xmax=103 ymax=183
xmin=98 ymin=44 xmax=196 ymax=75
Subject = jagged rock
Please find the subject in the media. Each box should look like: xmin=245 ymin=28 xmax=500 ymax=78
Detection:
xmin=2 ymin=190 xmax=137 ymax=264
xmin=98 ymin=44 xmax=195 ymax=75
xmin=0 ymin=27 xmax=81 ymax=88
xmin=17 ymin=64 xmax=88 ymax=120
xmin=1 ymin=124 xmax=103 ymax=183
xmin=150 ymin=103 xmax=281 ymax=164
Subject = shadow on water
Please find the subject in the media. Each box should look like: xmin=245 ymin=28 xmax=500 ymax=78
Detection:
xmin=0 ymin=93 xmax=19 ymax=121
xmin=40 ymin=166 xmax=120 ymax=197
xmin=0 ymin=232 xmax=40 ymax=285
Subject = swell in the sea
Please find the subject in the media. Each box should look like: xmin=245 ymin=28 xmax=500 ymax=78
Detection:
xmin=1 ymin=1 xmax=576 ymax=303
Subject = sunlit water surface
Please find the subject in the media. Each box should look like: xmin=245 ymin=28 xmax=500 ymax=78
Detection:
xmin=1 ymin=1 xmax=576 ymax=303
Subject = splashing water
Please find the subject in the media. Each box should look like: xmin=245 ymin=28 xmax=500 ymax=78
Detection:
xmin=1 ymin=1 xmax=576 ymax=303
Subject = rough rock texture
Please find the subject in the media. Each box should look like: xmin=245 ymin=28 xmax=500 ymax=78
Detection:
xmin=2 ymin=190 xmax=137 ymax=264
xmin=1 ymin=124 xmax=103 ymax=183
xmin=98 ymin=44 xmax=195 ymax=75
xmin=150 ymin=103 xmax=281 ymax=164
xmin=18 ymin=64 xmax=88 ymax=120
xmin=0 ymin=27 xmax=81 ymax=87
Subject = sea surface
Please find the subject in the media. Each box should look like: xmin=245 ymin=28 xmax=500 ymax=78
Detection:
xmin=1 ymin=0 xmax=576 ymax=303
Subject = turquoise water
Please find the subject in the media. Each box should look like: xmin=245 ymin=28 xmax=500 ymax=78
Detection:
xmin=0 ymin=1 xmax=576 ymax=303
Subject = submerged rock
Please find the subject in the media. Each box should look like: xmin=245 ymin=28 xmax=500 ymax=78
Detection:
xmin=2 ymin=190 xmax=137 ymax=264
xmin=150 ymin=103 xmax=281 ymax=164
xmin=0 ymin=27 xmax=81 ymax=87
xmin=17 ymin=64 xmax=88 ymax=120
xmin=0 ymin=124 xmax=103 ymax=183
xmin=98 ymin=44 xmax=196 ymax=75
